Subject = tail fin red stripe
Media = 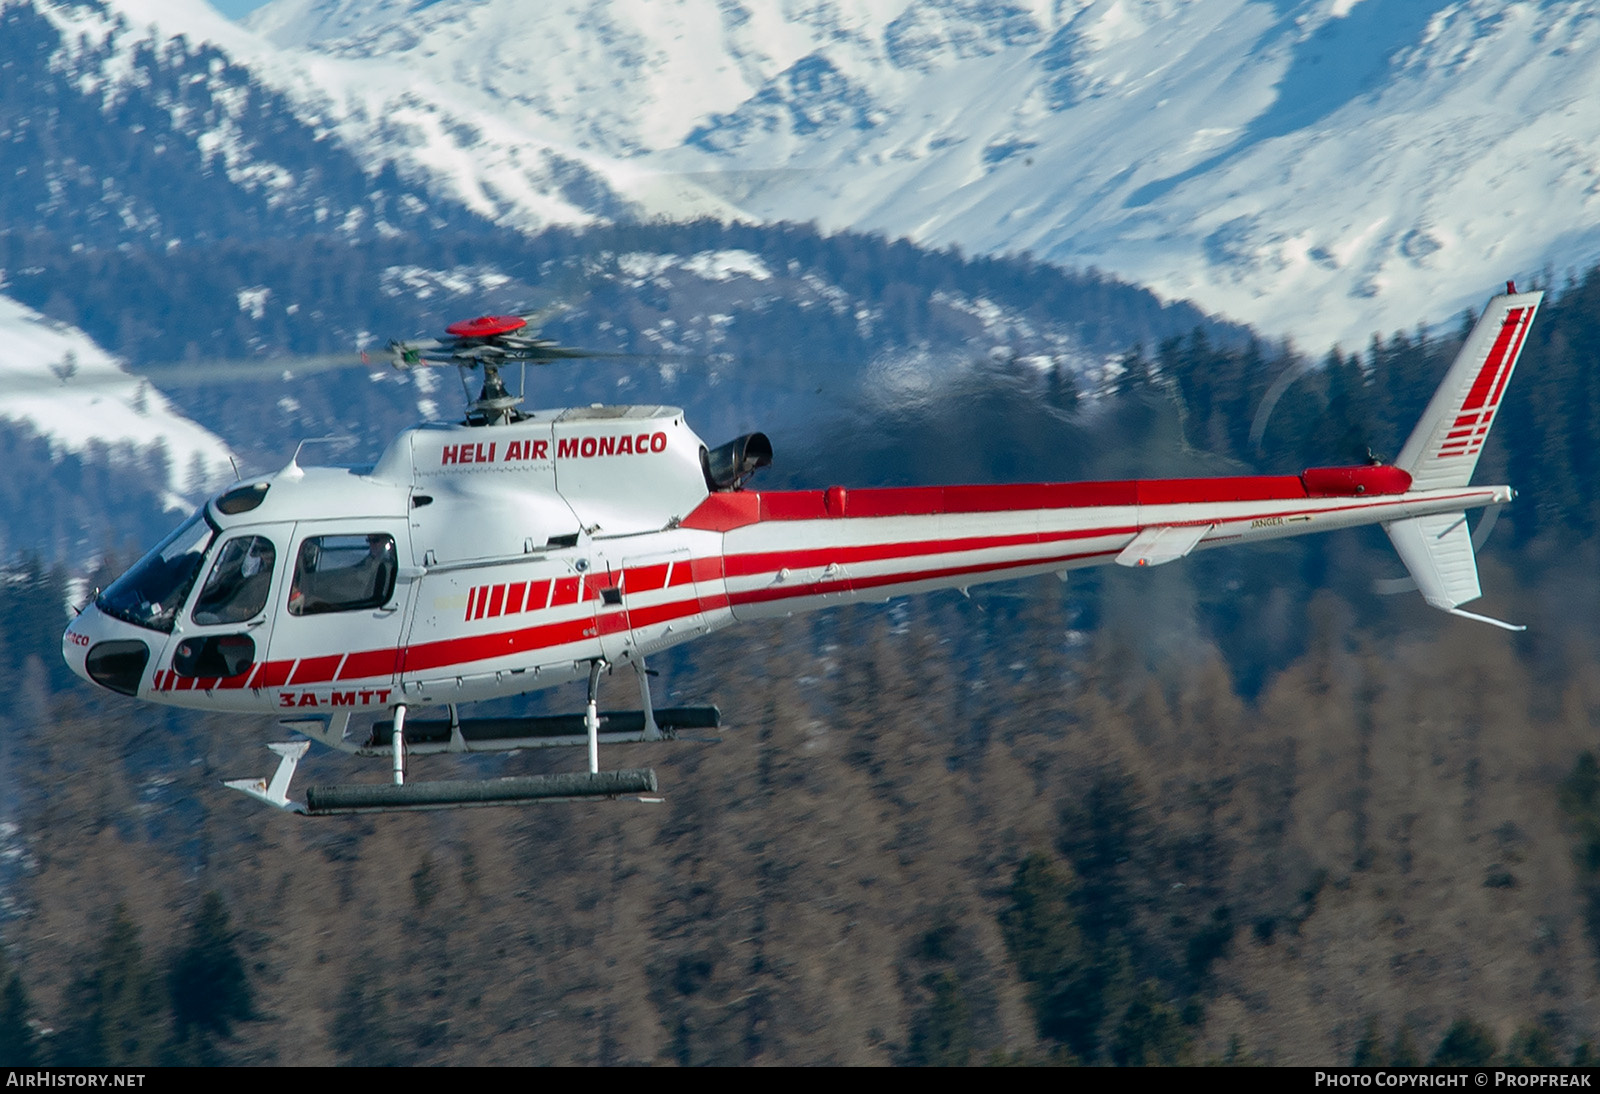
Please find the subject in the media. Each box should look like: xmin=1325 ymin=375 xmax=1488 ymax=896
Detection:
xmin=1487 ymin=309 xmax=1533 ymax=408
xmin=1462 ymin=307 xmax=1525 ymax=412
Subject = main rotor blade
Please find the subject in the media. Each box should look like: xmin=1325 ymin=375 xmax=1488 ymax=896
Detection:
xmin=144 ymin=353 xmax=373 ymax=383
xmin=515 ymin=302 xmax=573 ymax=327
xmin=522 ymin=344 xmax=634 ymax=361
xmin=0 ymin=352 xmax=374 ymax=397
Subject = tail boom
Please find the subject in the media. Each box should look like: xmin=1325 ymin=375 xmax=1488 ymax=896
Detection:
xmin=684 ymin=478 xmax=1512 ymax=621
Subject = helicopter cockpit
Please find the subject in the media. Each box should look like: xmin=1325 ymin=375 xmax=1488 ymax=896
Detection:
xmin=95 ymin=510 xmax=216 ymax=635
xmin=94 ymin=479 xmax=279 ymax=634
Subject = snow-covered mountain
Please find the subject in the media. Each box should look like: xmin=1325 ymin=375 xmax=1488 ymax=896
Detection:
xmin=3 ymin=0 xmax=492 ymax=249
xmin=0 ymin=292 xmax=233 ymax=498
xmin=16 ymin=0 xmax=1600 ymax=349
xmin=222 ymin=0 xmax=1600 ymax=348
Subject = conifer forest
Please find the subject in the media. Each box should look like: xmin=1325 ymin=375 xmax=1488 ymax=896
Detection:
xmin=7 ymin=228 xmax=1600 ymax=1065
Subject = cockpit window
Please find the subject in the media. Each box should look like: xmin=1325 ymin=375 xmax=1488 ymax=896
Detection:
xmin=288 ymin=534 xmax=397 ymax=616
xmin=96 ymin=511 xmax=216 ymax=634
xmin=191 ymin=536 xmax=276 ymax=626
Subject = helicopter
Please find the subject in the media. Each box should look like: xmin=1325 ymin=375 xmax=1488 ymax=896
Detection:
xmin=61 ymin=284 xmax=1542 ymax=815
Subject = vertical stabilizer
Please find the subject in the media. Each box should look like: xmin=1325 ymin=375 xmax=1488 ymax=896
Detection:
xmin=1382 ymin=284 xmax=1539 ymax=632
xmin=1395 ymin=287 xmax=1542 ymax=491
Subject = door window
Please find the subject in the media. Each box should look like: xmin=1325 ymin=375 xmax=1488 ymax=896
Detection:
xmin=191 ymin=535 xmax=277 ymax=625
xmin=289 ymin=534 xmax=397 ymax=615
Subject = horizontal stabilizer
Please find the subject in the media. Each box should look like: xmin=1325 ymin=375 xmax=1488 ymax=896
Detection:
xmin=1386 ymin=512 xmax=1479 ymax=608
xmin=1384 ymin=511 xmax=1522 ymax=630
xmin=1116 ymin=524 xmax=1212 ymax=567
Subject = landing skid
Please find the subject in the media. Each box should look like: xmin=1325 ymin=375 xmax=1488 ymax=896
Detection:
xmin=224 ymin=657 xmax=714 ymax=815
xmin=358 ymin=706 xmax=721 ymax=756
xmin=224 ymin=743 xmax=658 ymax=815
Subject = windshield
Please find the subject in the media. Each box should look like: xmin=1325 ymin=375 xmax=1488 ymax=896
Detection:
xmin=97 ymin=511 xmax=216 ymax=634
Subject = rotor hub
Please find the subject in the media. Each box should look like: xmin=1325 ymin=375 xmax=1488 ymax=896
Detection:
xmin=389 ymin=310 xmax=624 ymax=426
xmin=445 ymin=315 xmax=529 ymax=339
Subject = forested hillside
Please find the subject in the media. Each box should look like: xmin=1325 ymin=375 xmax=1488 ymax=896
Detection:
xmin=4 ymin=258 xmax=1600 ymax=1064
xmin=0 ymin=216 xmax=1242 ymax=560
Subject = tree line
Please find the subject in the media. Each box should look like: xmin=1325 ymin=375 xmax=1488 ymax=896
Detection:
xmin=2 ymin=892 xmax=249 ymax=1066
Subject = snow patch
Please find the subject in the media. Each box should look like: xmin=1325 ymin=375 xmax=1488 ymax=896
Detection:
xmin=236 ymin=286 xmax=271 ymax=320
xmin=380 ymin=264 xmax=513 ymax=300
xmin=677 ymin=250 xmax=774 ymax=281
xmin=0 ymin=293 xmax=234 ymax=495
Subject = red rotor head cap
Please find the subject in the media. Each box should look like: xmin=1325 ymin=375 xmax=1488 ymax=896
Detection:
xmin=446 ymin=315 xmax=528 ymax=338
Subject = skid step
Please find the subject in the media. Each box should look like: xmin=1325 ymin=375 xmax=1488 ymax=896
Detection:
xmin=368 ymin=706 xmax=720 ymax=746
xmin=301 ymin=769 xmax=659 ymax=814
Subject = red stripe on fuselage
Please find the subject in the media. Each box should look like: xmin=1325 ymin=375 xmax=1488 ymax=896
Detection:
xmin=216 ymin=667 xmax=254 ymax=690
xmin=528 ymin=579 xmax=552 ymax=610
xmin=288 ymin=654 xmax=343 ymax=685
xmin=629 ymin=563 xmax=670 ymax=592
xmin=338 ymin=648 xmax=400 ymax=680
xmin=257 ymin=660 xmax=293 ymax=688
xmin=554 ymin=576 xmax=581 ymax=605
xmin=721 ymin=524 xmax=1135 ymax=578
xmin=401 ymin=614 xmax=599 ymax=674
xmin=682 ymin=477 xmax=1312 ymax=531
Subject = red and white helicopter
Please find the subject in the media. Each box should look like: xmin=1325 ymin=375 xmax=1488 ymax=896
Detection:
xmin=62 ymin=285 xmax=1542 ymax=814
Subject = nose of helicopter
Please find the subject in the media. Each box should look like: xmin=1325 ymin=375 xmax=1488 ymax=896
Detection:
xmin=63 ymin=603 xmax=152 ymax=697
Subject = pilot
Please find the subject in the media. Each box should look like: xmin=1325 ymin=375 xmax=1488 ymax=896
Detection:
xmin=288 ymin=540 xmax=320 ymax=615
xmin=360 ymin=535 xmax=397 ymax=604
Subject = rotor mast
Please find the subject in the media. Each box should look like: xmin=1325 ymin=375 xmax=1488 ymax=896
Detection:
xmin=388 ymin=314 xmax=598 ymax=427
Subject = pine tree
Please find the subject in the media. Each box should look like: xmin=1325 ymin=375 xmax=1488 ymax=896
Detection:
xmin=168 ymin=892 xmax=252 ymax=1048
xmin=1107 ymin=981 xmax=1190 ymax=1066
xmin=0 ymin=943 xmax=39 ymax=1066
xmin=68 ymin=906 xmax=165 ymax=1066
xmin=1503 ymin=1022 xmax=1560 ymax=1066
xmin=1350 ymin=1017 xmax=1382 ymax=1066
xmin=1000 ymin=853 xmax=1105 ymax=1060
xmin=329 ymin=959 xmax=408 ymax=1067
xmin=1388 ymin=1026 xmax=1420 ymax=1066
xmin=1431 ymin=1017 xmax=1498 ymax=1066
xmin=903 ymin=971 xmax=973 ymax=1067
